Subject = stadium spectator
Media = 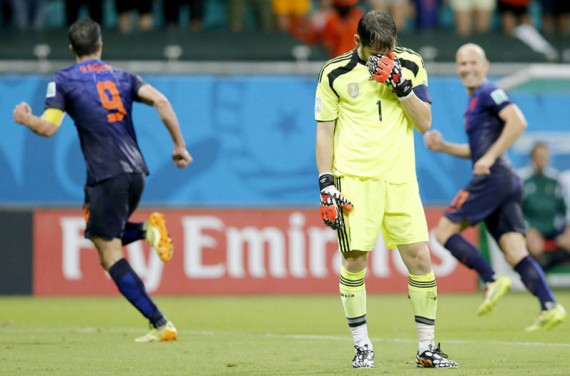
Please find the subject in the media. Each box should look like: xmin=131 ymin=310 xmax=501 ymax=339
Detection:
xmin=518 ymin=143 xmax=570 ymax=270
xmin=412 ymin=0 xmax=440 ymax=30
xmin=163 ymin=0 xmax=206 ymax=31
xmin=65 ymin=0 xmax=104 ymax=27
xmin=540 ymin=0 xmax=570 ymax=35
xmin=366 ymin=0 xmax=410 ymax=32
xmin=302 ymin=0 xmax=334 ymax=44
xmin=315 ymin=9 xmax=458 ymax=369
xmin=228 ymin=0 xmax=273 ymax=32
xmin=424 ymin=43 xmax=566 ymax=331
xmin=11 ymin=0 xmax=45 ymax=30
xmin=115 ymin=0 xmax=154 ymax=33
xmin=499 ymin=0 xmax=558 ymax=60
xmin=272 ymin=0 xmax=311 ymax=37
xmin=12 ymin=19 xmax=193 ymax=342
xmin=448 ymin=0 xmax=495 ymax=36
xmin=320 ymin=0 xmax=364 ymax=58
xmin=496 ymin=0 xmax=532 ymax=35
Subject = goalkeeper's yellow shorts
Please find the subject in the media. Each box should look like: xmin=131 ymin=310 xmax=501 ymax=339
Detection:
xmin=338 ymin=176 xmax=429 ymax=252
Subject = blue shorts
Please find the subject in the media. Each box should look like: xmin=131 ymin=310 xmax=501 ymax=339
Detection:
xmin=83 ymin=173 xmax=145 ymax=240
xmin=444 ymin=173 xmax=526 ymax=242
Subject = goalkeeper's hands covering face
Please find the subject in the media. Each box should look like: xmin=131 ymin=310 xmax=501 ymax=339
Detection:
xmin=367 ymin=52 xmax=413 ymax=99
xmin=319 ymin=173 xmax=353 ymax=230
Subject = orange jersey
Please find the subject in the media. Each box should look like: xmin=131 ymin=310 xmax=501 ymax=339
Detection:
xmin=322 ymin=7 xmax=364 ymax=57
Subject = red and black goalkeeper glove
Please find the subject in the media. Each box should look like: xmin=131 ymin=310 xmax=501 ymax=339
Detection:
xmin=367 ymin=52 xmax=413 ymax=99
xmin=319 ymin=173 xmax=353 ymax=230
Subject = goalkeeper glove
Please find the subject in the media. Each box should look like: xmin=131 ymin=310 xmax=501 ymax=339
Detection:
xmin=319 ymin=173 xmax=353 ymax=230
xmin=367 ymin=52 xmax=413 ymax=99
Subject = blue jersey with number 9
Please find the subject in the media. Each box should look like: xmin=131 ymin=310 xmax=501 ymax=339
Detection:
xmin=45 ymin=59 xmax=149 ymax=185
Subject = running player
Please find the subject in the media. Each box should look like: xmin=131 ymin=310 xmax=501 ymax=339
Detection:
xmin=13 ymin=19 xmax=193 ymax=342
xmin=424 ymin=43 xmax=566 ymax=331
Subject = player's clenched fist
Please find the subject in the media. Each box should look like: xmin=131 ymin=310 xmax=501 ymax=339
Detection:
xmin=172 ymin=146 xmax=193 ymax=169
xmin=13 ymin=102 xmax=32 ymax=125
xmin=423 ymin=130 xmax=444 ymax=151
xmin=319 ymin=173 xmax=353 ymax=230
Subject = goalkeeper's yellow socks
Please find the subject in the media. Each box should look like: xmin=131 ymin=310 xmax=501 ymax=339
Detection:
xmin=408 ymin=271 xmax=437 ymax=354
xmin=340 ymin=266 xmax=372 ymax=349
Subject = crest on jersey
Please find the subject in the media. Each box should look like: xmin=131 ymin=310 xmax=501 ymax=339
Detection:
xmin=490 ymin=89 xmax=508 ymax=105
xmin=347 ymin=83 xmax=359 ymax=98
xmin=46 ymin=81 xmax=56 ymax=98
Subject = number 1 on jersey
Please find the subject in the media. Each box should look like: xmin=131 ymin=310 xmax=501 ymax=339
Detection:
xmin=96 ymin=81 xmax=126 ymax=123
xmin=376 ymin=100 xmax=382 ymax=121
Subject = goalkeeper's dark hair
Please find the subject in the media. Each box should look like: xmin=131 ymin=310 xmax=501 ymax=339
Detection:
xmin=357 ymin=10 xmax=397 ymax=52
xmin=69 ymin=19 xmax=102 ymax=57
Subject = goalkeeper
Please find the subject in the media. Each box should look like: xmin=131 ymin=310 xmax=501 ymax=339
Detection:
xmin=314 ymin=9 xmax=457 ymax=369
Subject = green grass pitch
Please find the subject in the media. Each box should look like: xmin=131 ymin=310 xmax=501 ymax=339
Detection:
xmin=1 ymin=291 xmax=569 ymax=375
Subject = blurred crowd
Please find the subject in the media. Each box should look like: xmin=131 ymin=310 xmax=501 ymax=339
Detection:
xmin=0 ymin=0 xmax=568 ymax=57
xmin=518 ymin=143 xmax=570 ymax=272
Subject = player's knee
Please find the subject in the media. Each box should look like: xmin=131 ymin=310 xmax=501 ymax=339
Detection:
xmin=499 ymin=232 xmax=528 ymax=265
xmin=342 ymin=251 xmax=368 ymax=272
xmin=399 ymin=243 xmax=432 ymax=275
xmin=434 ymin=219 xmax=457 ymax=245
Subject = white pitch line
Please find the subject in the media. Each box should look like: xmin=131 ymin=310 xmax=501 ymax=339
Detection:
xmin=2 ymin=327 xmax=570 ymax=348
xmin=269 ymin=333 xmax=570 ymax=348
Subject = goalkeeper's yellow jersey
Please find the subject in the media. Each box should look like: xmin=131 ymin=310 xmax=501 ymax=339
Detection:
xmin=314 ymin=47 xmax=430 ymax=183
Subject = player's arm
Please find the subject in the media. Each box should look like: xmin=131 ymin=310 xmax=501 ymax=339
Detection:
xmin=13 ymin=102 xmax=62 ymax=137
xmin=424 ymin=129 xmax=471 ymax=158
xmin=316 ymin=120 xmax=353 ymax=230
xmin=474 ymin=103 xmax=527 ymax=175
xmin=316 ymin=120 xmax=335 ymax=174
xmin=137 ymin=84 xmax=192 ymax=169
xmin=399 ymin=94 xmax=432 ymax=133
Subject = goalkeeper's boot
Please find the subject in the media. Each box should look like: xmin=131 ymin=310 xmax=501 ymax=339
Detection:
xmin=352 ymin=344 xmax=375 ymax=368
xmin=135 ymin=321 xmax=177 ymax=343
xmin=145 ymin=212 xmax=174 ymax=262
xmin=477 ymin=275 xmax=511 ymax=316
xmin=525 ymin=304 xmax=567 ymax=332
xmin=416 ymin=343 xmax=458 ymax=368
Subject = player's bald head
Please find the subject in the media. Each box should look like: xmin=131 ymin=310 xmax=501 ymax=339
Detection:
xmin=456 ymin=43 xmax=487 ymax=63
xmin=455 ymin=43 xmax=489 ymax=94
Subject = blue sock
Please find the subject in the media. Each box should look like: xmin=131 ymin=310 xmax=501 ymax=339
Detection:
xmin=514 ymin=256 xmax=556 ymax=311
xmin=444 ymin=234 xmax=495 ymax=283
xmin=108 ymin=259 xmax=167 ymax=328
xmin=122 ymin=222 xmax=145 ymax=246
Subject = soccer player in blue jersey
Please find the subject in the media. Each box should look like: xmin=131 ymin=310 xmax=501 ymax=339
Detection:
xmin=424 ymin=43 xmax=566 ymax=331
xmin=315 ymin=10 xmax=457 ymax=369
xmin=13 ymin=19 xmax=193 ymax=342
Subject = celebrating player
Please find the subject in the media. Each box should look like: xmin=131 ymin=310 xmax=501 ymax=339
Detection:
xmin=424 ymin=43 xmax=566 ymax=331
xmin=315 ymin=10 xmax=457 ymax=369
xmin=13 ymin=19 xmax=193 ymax=342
